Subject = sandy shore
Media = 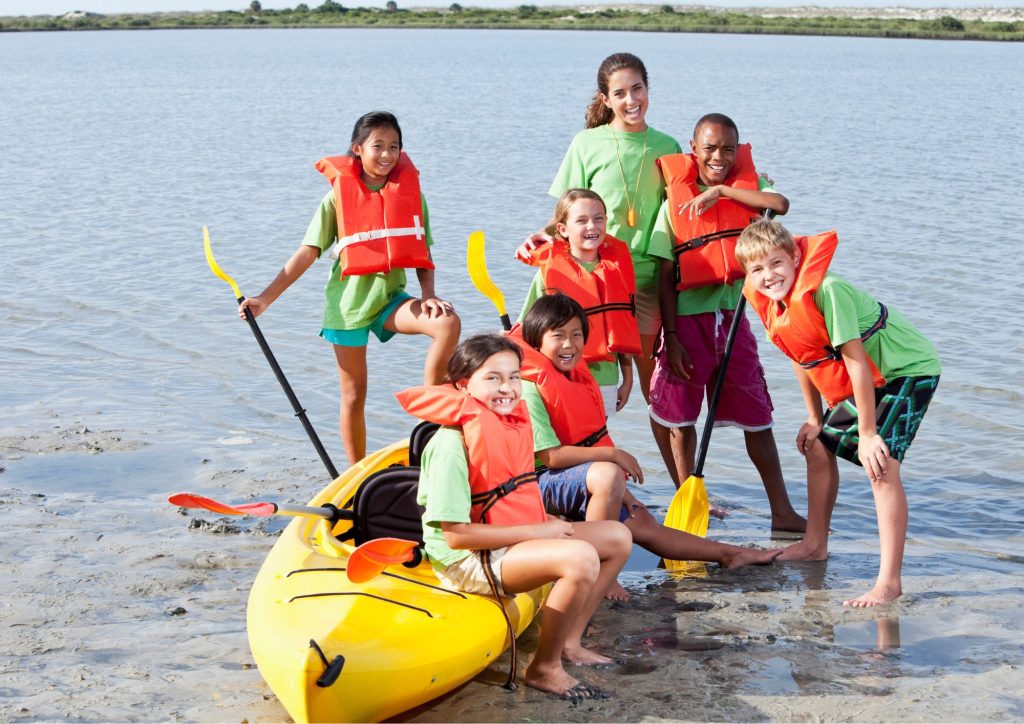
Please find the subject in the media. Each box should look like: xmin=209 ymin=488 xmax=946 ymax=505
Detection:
xmin=2 ymin=422 xmax=1022 ymax=722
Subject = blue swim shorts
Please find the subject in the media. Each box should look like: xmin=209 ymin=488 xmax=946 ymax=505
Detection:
xmin=537 ymin=462 xmax=629 ymax=523
xmin=320 ymin=292 xmax=413 ymax=348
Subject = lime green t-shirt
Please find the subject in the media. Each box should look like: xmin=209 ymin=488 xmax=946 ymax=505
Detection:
xmin=813 ymin=273 xmax=941 ymax=379
xmin=521 ymin=381 xmax=562 ymax=459
xmin=303 ymin=189 xmax=434 ymax=330
xmin=549 ymin=125 xmax=682 ymax=291
xmin=518 ymin=268 xmax=620 ymax=386
xmin=648 ymin=177 xmax=776 ymax=316
xmin=416 ymin=426 xmax=473 ymax=569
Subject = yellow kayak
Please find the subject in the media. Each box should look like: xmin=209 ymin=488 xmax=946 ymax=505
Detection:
xmin=246 ymin=437 xmax=548 ymax=723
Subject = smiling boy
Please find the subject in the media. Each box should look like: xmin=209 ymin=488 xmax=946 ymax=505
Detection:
xmin=736 ymin=220 xmax=941 ymax=606
xmin=646 ymin=113 xmax=805 ymax=532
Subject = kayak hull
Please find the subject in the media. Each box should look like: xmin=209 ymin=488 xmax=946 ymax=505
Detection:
xmin=246 ymin=440 xmax=546 ymax=723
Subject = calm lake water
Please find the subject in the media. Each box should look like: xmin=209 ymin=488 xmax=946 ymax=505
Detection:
xmin=2 ymin=27 xmax=1023 ymax=722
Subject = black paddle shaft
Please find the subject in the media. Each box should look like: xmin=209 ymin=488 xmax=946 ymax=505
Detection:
xmin=692 ymin=208 xmax=774 ymax=477
xmin=693 ymin=295 xmax=747 ymax=478
xmin=239 ymin=298 xmax=340 ymax=480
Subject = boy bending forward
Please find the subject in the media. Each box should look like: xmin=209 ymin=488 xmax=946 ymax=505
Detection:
xmin=736 ymin=220 xmax=941 ymax=607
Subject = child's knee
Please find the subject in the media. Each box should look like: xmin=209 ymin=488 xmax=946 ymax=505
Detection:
xmin=430 ymin=311 xmax=461 ymax=340
xmin=339 ymin=379 xmax=368 ymax=406
xmin=586 ymin=462 xmax=626 ymax=498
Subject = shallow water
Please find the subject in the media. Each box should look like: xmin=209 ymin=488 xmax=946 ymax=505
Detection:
xmin=1 ymin=27 xmax=1023 ymax=722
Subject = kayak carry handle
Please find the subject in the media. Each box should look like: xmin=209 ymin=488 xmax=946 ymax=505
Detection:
xmin=309 ymin=638 xmax=345 ymax=688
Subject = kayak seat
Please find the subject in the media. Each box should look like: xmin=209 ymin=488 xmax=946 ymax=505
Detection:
xmin=342 ymin=466 xmax=425 ymax=547
xmin=408 ymin=421 xmax=440 ymax=467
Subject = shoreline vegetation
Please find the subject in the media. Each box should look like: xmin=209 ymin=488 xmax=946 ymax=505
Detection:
xmin=2 ymin=3 xmax=1023 ymax=42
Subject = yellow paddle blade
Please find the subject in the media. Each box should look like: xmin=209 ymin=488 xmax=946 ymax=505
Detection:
xmin=663 ymin=473 xmax=711 ymax=567
xmin=203 ymin=225 xmax=243 ymax=299
xmin=467 ymin=230 xmax=507 ymax=318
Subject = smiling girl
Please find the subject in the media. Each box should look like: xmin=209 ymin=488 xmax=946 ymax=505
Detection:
xmin=240 ymin=112 xmax=460 ymax=466
xmin=520 ymin=53 xmax=682 ymax=405
xmin=518 ymin=189 xmax=640 ymax=417
xmin=396 ymin=333 xmax=630 ymax=699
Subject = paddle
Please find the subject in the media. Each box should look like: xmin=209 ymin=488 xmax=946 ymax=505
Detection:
xmin=168 ymin=492 xmax=347 ymax=523
xmin=663 ymin=210 xmax=774 ymax=557
xmin=467 ymin=230 xmax=511 ymax=331
xmin=663 ymin=300 xmax=746 ymax=551
xmin=346 ymin=538 xmax=421 ymax=583
xmin=203 ymin=225 xmax=339 ymax=480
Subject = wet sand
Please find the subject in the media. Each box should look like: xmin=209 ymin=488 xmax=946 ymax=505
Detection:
xmin=2 ymin=423 xmax=1022 ymax=722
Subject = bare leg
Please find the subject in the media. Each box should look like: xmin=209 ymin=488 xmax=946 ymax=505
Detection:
xmin=384 ymin=298 xmax=461 ymax=385
xmin=500 ymin=522 xmax=630 ymax=693
xmin=634 ymin=332 xmax=658 ymax=403
xmin=584 ymin=462 xmax=627 ymax=522
xmin=779 ymin=439 xmax=838 ymax=561
xmin=844 ymin=460 xmax=906 ymax=607
xmin=332 ymin=345 xmax=368 ymax=466
xmin=582 ymin=462 xmax=631 ymax=601
xmin=625 ymin=506 xmax=781 ymax=567
xmin=745 ymin=428 xmax=807 ymax=532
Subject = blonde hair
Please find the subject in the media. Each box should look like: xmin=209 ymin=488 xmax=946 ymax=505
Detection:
xmin=735 ymin=219 xmax=798 ymax=269
xmin=544 ymin=188 xmax=607 ymax=242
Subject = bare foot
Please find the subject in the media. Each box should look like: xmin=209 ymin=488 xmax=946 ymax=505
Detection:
xmin=562 ymin=644 xmax=616 ymax=666
xmin=710 ymin=505 xmax=729 ymax=520
xmin=771 ymin=512 xmax=807 ymax=533
xmin=843 ymin=584 xmax=902 ymax=608
xmin=605 ymin=579 xmax=631 ymax=601
xmin=721 ymin=546 xmax=784 ymax=569
xmin=523 ymin=663 xmax=580 ymax=697
xmin=776 ymin=540 xmax=828 ymax=561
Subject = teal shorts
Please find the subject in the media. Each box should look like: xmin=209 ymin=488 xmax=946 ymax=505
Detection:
xmin=320 ymin=292 xmax=412 ymax=348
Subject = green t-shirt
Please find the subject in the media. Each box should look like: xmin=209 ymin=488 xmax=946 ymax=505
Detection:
xmin=518 ymin=268 xmax=620 ymax=386
xmin=813 ymin=273 xmax=941 ymax=379
xmin=416 ymin=426 xmax=473 ymax=569
xmin=521 ymin=381 xmax=562 ymax=457
xmin=303 ymin=189 xmax=434 ymax=330
xmin=549 ymin=125 xmax=682 ymax=291
xmin=648 ymin=177 xmax=776 ymax=316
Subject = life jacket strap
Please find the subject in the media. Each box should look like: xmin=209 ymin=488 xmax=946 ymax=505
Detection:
xmin=470 ymin=471 xmax=539 ymax=517
xmin=573 ymin=425 xmax=609 ymax=448
xmin=584 ymin=301 xmax=635 ymax=316
xmin=672 ymin=227 xmax=745 ymax=257
xmin=328 ymin=214 xmax=425 ymax=260
xmin=478 ymin=548 xmax=518 ymax=690
xmin=799 ymin=303 xmax=889 ymax=370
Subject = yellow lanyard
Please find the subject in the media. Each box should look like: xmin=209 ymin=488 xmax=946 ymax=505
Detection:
xmin=611 ymin=126 xmax=648 ymax=228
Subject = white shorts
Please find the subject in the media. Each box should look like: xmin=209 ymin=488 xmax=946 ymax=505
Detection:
xmin=435 ymin=548 xmax=507 ymax=597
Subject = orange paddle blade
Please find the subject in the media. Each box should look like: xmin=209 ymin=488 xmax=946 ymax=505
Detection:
xmin=347 ymin=538 xmax=419 ymax=583
xmin=168 ymin=493 xmax=276 ymax=517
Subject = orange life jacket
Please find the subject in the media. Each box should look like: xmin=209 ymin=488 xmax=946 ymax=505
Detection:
xmin=524 ymin=237 xmax=642 ymax=363
xmin=394 ymin=385 xmax=547 ymax=526
xmin=315 ymin=153 xmax=434 ymax=278
xmin=743 ymin=230 xmax=888 ymax=409
xmin=658 ymin=145 xmax=762 ymax=290
xmin=508 ymin=327 xmax=613 ymax=449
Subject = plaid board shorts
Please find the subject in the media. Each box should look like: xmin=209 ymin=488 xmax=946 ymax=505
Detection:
xmin=820 ymin=375 xmax=939 ymax=465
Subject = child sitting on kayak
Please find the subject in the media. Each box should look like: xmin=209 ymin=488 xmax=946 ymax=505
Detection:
xmin=396 ymin=333 xmax=630 ymax=700
xmin=735 ymin=220 xmax=941 ymax=607
xmin=646 ymin=113 xmax=805 ymax=532
xmin=512 ymin=294 xmax=783 ymax=600
xmin=239 ymin=111 xmax=460 ymax=467
xmin=518 ymin=189 xmax=640 ymax=417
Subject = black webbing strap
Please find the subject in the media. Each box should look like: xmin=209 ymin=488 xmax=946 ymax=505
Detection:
xmin=470 ymin=471 xmax=539 ymax=519
xmin=478 ymin=549 xmax=518 ymax=689
xmin=672 ymin=227 xmax=746 ymax=257
xmin=799 ymin=302 xmax=889 ymax=370
xmin=573 ymin=425 xmax=609 ymax=448
xmin=583 ymin=301 xmax=635 ymax=316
